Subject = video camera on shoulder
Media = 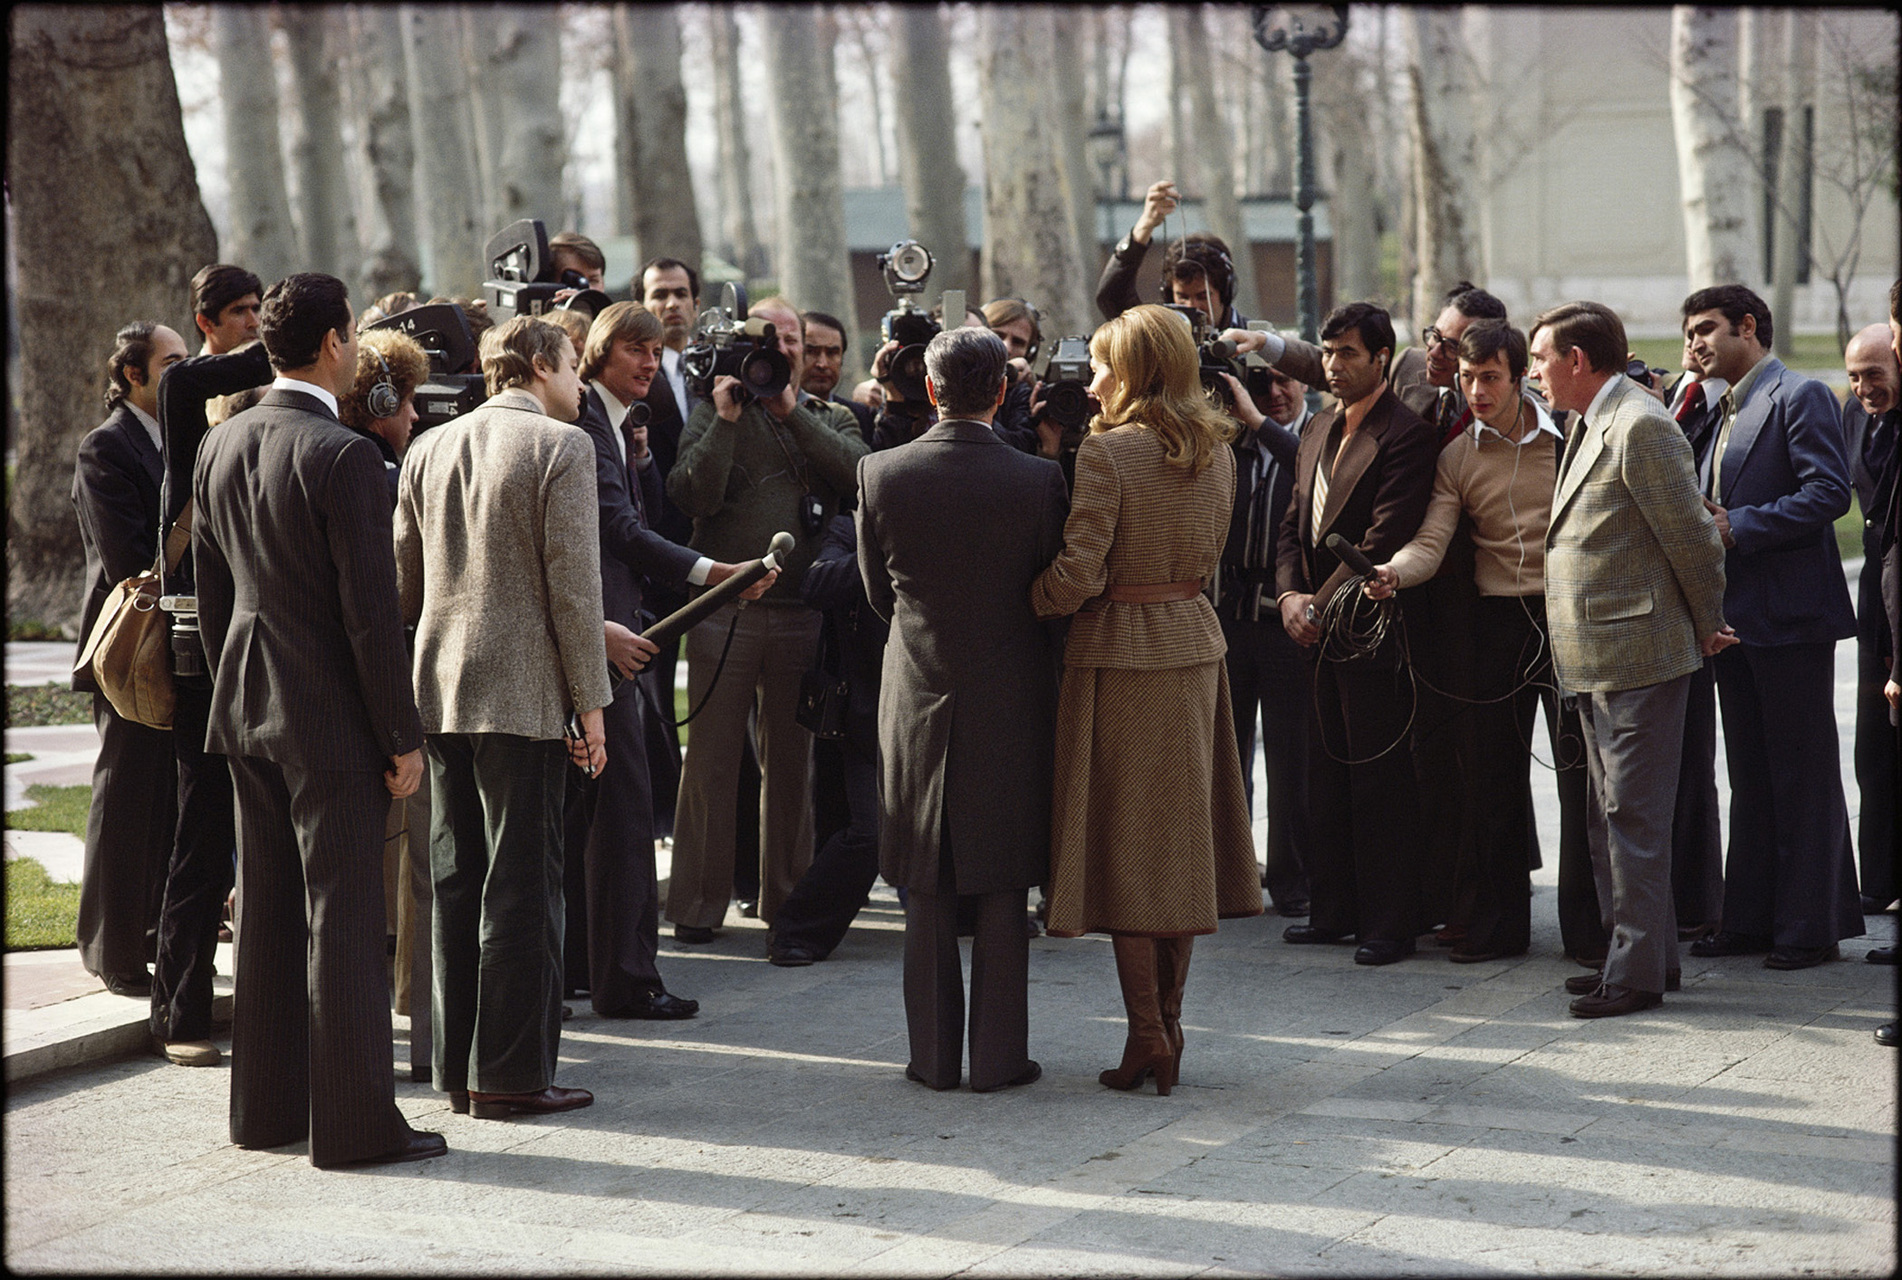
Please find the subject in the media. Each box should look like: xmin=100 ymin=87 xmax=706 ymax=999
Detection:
xmin=1039 ymin=335 xmax=1096 ymax=444
xmin=361 ymin=302 xmax=485 ymax=434
xmin=482 ymin=219 xmax=613 ymax=323
xmin=681 ymin=281 xmax=792 ymax=405
xmin=1165 ymin=303 xmax=1245 ymax=411
xmin=877 ymin=240 xmax=939 ymax=402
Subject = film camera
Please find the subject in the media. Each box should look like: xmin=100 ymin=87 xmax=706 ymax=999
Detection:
xmin=1038 ymin=335 xmax=1096 ymax=441
xmin=681 ymin=281 xmax=792 ymax=404
xmin=1165 ymin=304 xmax=1247 ymax=409
xmin=877 ymin=240 xmax=938 ymax=402
xmin=362 ymin=302 xmax=487 ymax=434
xmin=482 ymin=219 xmax=613 ymax=323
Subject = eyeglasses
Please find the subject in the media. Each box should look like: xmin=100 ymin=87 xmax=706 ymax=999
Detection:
xmin=1421 ymin=328 xmax=1456 ymax=352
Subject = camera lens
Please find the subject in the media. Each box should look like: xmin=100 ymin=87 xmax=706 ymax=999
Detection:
xmin=1045 ymin=382 xmax=1093 ymax=431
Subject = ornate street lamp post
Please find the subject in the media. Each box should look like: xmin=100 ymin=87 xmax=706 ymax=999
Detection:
xmin=1087 ymin=110 xmax=1127 ymax=248
xmin=1252 ymin=4 xmax=1349 ymax=342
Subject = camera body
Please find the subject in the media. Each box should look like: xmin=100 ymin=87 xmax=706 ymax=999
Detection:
xmin=482 ymin=219 xmax=613 ymax=323
xmin=361 ymin=302 xmax=486 ymax=434
xmin=877 ymin=241 xmax=939 ymax=403
xmin=1040 ymin=335 xmax=1095 ymax=441
xmin=157 ymin=594 xmax=203 ymax=679
xmin=1164 ymin=304 xmax=1245 ymax=410
xmin=682 ymin=281 xmax=792 ymax=405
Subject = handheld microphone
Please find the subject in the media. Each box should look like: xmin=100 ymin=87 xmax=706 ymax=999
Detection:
xmin=1325 ymin=533 xmax=1377 ymax=579
xmin=638 ymin=531 xmax=794 ymax=653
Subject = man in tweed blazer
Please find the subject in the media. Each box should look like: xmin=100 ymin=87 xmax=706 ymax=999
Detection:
xmin=194 ymin=274 xmax=442 ymax=1168
xmin=1532 ymin=301 xmax=1733 ymax=1019
xmin=397 ymin=316 xmax=614 ymax=1121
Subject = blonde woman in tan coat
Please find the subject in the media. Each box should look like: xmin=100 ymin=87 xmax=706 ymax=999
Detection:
xmin=1032 ymin=305 xmax=1262 ymax=1095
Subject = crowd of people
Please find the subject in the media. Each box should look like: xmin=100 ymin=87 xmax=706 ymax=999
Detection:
xmin=65 ymin=177 xmax=1900 ymax=1167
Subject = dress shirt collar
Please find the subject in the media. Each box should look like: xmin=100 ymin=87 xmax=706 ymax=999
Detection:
xmin=1342 ymin=379 xmax=1388 ymax=433
xmin=1470 ymin=392 xmax=1562 ymax=446
xmin=126 ymin=402 xmax=162 ymax=452
xmin=590 ymin=379 xmax=634 ymax=431
xmin=1725 ymin=355 xmax=1773 ymax=415
xmin=270 ymin=375 xmax=339 ymax=418
xmin=1582 ymin=375 xmax=1621 ymax=429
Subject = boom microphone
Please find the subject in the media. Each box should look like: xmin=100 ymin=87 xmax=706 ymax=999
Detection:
xmin=639 ymin=530 xmax=795 ymax=652
xmin=1325 ymin=533 xmax=1376 ymax=579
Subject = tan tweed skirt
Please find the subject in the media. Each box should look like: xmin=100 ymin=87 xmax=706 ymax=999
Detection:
xmin=1044 ymin=660 xmax=1263 ymax=938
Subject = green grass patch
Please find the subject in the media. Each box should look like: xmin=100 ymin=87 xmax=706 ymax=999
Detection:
xmin=1627 ymin=332 xmax=1849 ymax=373
xmin=6 ymin=856 xmax=81 ymax=950
xmin=6 ymin=617 xmax=68 ymax=642
xmin=6 ymin=752 xmax=32 ymax=765
xmin=4 ymin=783 xmax=91 ymax=839
xmin=5 ymin=683 xmax=92 ymax=728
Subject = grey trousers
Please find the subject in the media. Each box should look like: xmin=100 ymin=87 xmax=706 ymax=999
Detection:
xmin=1576 ymin=676 xmax=1687 ymax=995
xmin=428 ymin=733 xmax=566 ymax=1096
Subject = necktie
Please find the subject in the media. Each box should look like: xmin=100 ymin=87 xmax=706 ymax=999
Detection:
xmin=1310 ymin=440 xmax=1332 ymax=545
xmin=623 ymin=422 xmax=648 ymax=526
xmin=1674 ymin=379 xmax=1704 ymax=425
xmin=1708 ymin=391 xmax=1737 ymax=502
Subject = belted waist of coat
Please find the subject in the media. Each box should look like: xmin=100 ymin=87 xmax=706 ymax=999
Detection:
xmin=1103 ymin=580 xmax=1205 ymax=604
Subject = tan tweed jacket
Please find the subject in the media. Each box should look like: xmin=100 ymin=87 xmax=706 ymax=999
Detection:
xmin=1544 ymin=376 xmax=1727 ymax=694
xmin=1032 ymin=425 xmax=1233 ymax=669
xmin=395 ymin=387 xmax=612 ymax=739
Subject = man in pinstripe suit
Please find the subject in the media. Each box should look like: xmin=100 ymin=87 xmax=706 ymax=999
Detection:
xmin=194 ymin=273 xmax=445 ymax=1168
xmin=1532 ymin=301 xmax=1733 ymax=1020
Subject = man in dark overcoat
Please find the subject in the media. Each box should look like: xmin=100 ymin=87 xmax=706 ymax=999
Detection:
xmin=857 ymin=326 xmax=1069 ymax=1092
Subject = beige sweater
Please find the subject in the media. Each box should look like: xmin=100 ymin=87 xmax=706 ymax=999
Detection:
xmin=1386 ymin=402 xmax=1560 ymax=597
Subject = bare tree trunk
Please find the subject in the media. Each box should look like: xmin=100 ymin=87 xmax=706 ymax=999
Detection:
xmin=615 ymin=4 xmax=704 ymax=272
xmin=470 ymin=5 xmax=565 ymax=229
xmin=1407 ymin=7 xmax=1479 ymax=333
xmin=213 ymin=5 xmax=298 ymax=287
xmin=403 ymin=4 xmax=485 ymax=296
xmin=889 ymin=3 xmax=970 ymax=299
xmin=459 ymin=9 xmax=501 ymax=229
xmin=843 ymin=8 xmax=893 ymax=187
xmin=1316 ymin=47 xmax=1381 ymax=306
xmin=761 ymin=8 xmax=851 ymax=323
xmin=8 ymin=5 xmax=218 ymax=628
xmin=978 ymin=7 xmax=1091 ymax=341
xmin=346 ymin=4 xmax=421 ymax=299
xmin=1175 ymin=7 xmax=1259 ymax=317
xmin=1669 ymin=7 xmax=1753 ymax=289
xmin=1167 ymin=12 xmax=1190 ymax=188
xmin=708 ymin=5 xmax=765 ymax=279
xmin=1052 ymin=9 xmax=1101 ymax=266
xmin=281 ymin=6 xmax=354 ymax=282
xmin=1769 ymin=8 xmax=1815 ymax=356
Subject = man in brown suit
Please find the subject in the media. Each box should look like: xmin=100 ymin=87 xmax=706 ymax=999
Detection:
xmin=396 ymin=316 xmax=616 ymax=1119
xmin=1274 ymin=302 xmax=1439 ymax=966
xmin=857 ymin=326 xmax=1069 ymax=1092
xmin=193 ymin=273 xmax=443 ymax=1168
xmin=1534 ymin=301 xmax=1733 ymax=1018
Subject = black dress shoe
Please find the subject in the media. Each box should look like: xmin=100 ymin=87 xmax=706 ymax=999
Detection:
xmin=561 ymin=1005 xmax=573 ymax=1021
xmin=1354 ymin=939 xmax=1415 ymax=966
xmin=1572 ymin=951 xmax=1607 ymax=969
xmin=1865 ymin=946 xmax=1896 ymax=965
xmin=1876 ymin=1023 xmax=1898 ymax=1047
xmin=322 ymin=1129 xmax=448 ymax=1168
xmin=1677 ymin=921 xmax=1715 ymax=942
xmin=1763 ymin=943 xmax=1838 ymax=970
xmin=1569 ymin=983 xmax=1662 ymax=1018
xmin=1567 ymin=970 xmax=1679 ymax=995
xmin=1276 ymin=900 xmax=1311 ymax=919
xmin=467 ymin=1086 xmax=593 ymax=1119
xmin=1448 ymin=946 xmax=1526 ymax=964
xmin=1861 ymin=894 xmax=1895 ymax=915
xmin=673 ymin=925 xmax=716 ymax=944
xmin=971 ymin=1060 xmax=1042 ymax=1093
xmin=602 ymin=989 xmax=699 ymax=1019
xmin=1689 ymin=930 xmax=1771 ymax=957
xmin=768 ymin=940 xmax=821 ymax=967
xmin=904 ymin=1065 xmax=958 ymax=1091
xmin=737 ymin=899 xmax=759 ymax=919
xmin=1283 ymin=924 xmax=1352 ymax=945
xmin=448 ymin=1091 xmax=469 ymax=1114
xmin=102 ymin=972 xmax=152 ymax=998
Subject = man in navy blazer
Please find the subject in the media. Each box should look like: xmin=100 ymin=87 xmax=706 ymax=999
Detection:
xmin=1683 ymin=286 xmax=1862 ymax=970
xmin=194 ymin=273 xmax=443 ymax=1168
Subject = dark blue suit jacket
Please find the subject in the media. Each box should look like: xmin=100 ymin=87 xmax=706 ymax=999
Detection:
xmin=576 ymin=386 xmax=698 ymax=628
xmin=1703 ymin=358 xmax=1856 ymax=647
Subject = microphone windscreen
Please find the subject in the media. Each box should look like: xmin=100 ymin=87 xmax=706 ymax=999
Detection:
xmin=1325 ymin=533 xmax=1376 ymax=578
xmin=768 ymin=531 xmax=795 ymax=560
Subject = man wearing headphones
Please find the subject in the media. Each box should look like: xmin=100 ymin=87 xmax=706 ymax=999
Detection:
xmin=1096 ymin=180 xmax=1246 ymax=329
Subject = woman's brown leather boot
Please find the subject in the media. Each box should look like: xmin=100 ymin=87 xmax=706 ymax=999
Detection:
xmin=1100 ymin=933 xmax=1175 ymax=1094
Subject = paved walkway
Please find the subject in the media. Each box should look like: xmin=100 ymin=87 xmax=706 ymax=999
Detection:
xmin=5 ymin=610 xmax=1897 ymax=1273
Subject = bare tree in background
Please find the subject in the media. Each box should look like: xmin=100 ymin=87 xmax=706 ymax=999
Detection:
xmin=8 ymin=5 xmax=218 ymax=628
xmin=403 ymin=4 xmax=484 ymax=296
xmin=761 ymin=7 xmax=852 ymax=324
xmin=978 ymin=6 xmax=1091 ymax=340
xmin=1053 ymin=9 xmax=1101 ymax=267
xmin=1406 ymin=7 xmax=1480 ymax=332
xmin=1668 ymin=6 xmax=1752 ymax=289
xmin=890 ymin=2 xmax=971 ymax=300
xmin=344 ymin=4 xmax=420 ymax=298
xmin=1314 ymin=42 xmax=1383 ymax=307
xmin=467 ymin=5 xmax=565 ymax=230
xmin=281 ymin=6 xmax=355 ymax=282
xmin=1767 ymin=8 xmax=1814 ymax=357
xmin=214 ymin=5 xmax=297 ymax=286
xmin=1173 ymin=6 xmax=1259 ymax=317
xmin=840 ymin=7 xmax=894 ymax=187
xmin=705 ymin=5 xmax=766 ymax=280
xmin=615 ymin=4 xmax=704 ymax=272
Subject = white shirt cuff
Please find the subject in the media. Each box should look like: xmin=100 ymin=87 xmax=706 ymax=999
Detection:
xmin=688 ymin=557 xmax=714 ymax=586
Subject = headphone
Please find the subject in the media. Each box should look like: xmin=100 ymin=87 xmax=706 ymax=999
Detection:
xmin=366 ymin=348 xmax=401 ymax=420
xmin=1158 ymin=239 xmax=1237 ymax=320
xmin=996 ymin=298 xmax=1043 ymax=364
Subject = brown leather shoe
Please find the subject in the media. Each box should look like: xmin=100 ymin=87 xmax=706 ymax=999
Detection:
xmin=1566 ymin=970 xmax=1679 ymax=995
xmin=158 ymin=1038 xmax=221 ymax=1067
xmin=467 ymin=1086 xmax=593 ymax=1119
xmin=1569 ymin=983 xmax=1663 ymax=1018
